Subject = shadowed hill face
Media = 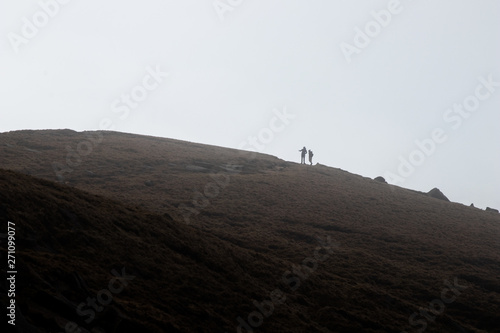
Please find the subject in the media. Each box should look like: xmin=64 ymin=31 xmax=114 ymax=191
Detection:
xmin=1 ymin=130 xmax=500 ymax=332
xmin=0 ymin=169 xmax=293 ymax=332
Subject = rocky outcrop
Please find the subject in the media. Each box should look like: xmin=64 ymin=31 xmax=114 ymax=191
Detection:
xmin=427 ymin=188 xmax=449 ymax=201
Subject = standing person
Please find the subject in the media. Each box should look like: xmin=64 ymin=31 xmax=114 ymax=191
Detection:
xmin=308 ymin=149 xmax=314 ymax=165
xmin=299 ymin=147 xmax=307 ymax=164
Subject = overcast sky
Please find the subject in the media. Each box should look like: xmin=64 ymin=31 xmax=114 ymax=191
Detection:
xmin=1 ymin=0 xmax=499 ymax=209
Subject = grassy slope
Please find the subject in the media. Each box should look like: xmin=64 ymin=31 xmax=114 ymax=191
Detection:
xmin=0 ymin=169 xmax=296 ymax=332
xmin=1 ymin=129 xmax=499 ymax=332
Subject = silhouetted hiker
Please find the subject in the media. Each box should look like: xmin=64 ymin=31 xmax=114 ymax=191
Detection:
xmin=308 ymin=150 xmax=314 ymax=165
xmin=299 ymin=147 xmax=307 ymax=164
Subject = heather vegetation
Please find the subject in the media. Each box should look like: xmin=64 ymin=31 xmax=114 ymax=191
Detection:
xmin=1 ymin=130 xmax=499 ymax=332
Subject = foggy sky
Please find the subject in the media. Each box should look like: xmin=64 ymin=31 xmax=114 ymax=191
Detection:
xmin=1 ymin=0 xmax=499 ymax=209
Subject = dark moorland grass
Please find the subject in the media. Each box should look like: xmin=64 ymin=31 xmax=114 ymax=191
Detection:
xmin=1 ymin=129 xmax=499 ymax=332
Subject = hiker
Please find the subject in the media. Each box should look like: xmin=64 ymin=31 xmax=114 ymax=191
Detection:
xmin=308 ymin=149 xmax=314 ymax=165
xmin=299 ymin=147 xmax=307 ymax=164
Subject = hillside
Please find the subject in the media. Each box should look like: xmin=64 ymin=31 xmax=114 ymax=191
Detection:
xmin=1 ymin=168 xmax=301 ymax=332
xmin=1 ymin=129 xmax=499 ymax=333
